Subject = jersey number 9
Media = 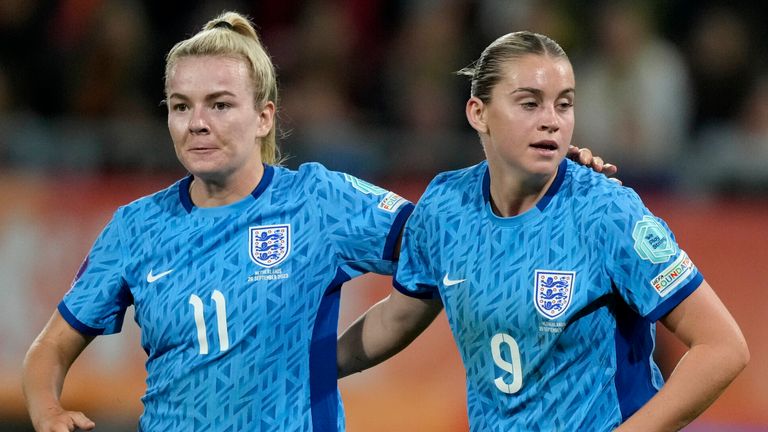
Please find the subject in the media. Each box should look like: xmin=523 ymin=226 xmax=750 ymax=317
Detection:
xmin=491 ymin=332 xmax=523 ymax=394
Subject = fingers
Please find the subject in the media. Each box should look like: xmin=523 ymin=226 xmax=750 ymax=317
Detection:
xmin=38 ymin=411 xmax=95 ymax=432
xmin=576 ymin=147 xmax=592 ymax=165
xmin=602 ymin=163 xmax=618 ymax=177
xmin=567 ymin=145 xmax=580 ymax=158
xmin=568 ymin=146 xmax=621 ymax=182
xmin=71 ymin=411 xmax=96 ymax=430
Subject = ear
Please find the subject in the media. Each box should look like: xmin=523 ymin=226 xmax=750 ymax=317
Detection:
xmin=465 ymin=96 xmax=488 ymax=134
xmin=256 ymin=101 xmax=276 ymax=137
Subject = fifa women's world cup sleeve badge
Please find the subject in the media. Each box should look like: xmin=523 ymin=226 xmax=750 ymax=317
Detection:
xmin=533 ymin=270 xmax=576 ymax=320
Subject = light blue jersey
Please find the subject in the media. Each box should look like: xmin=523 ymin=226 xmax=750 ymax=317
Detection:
xmin=395 ymin=159 xmax=702 ymax=431
xmin=60 ymin=163 xmax=413 ymax=431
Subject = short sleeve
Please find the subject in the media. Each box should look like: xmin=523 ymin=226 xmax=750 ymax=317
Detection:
xmin=601 ymin=188 xmax=703 ymax=321
xmin=310 ymin=164 xmax=414 ymax=275
xmin=59 ymin=208 xmax=132 ymax=336
xmin=393 ymin=201 xmax=440 ymax=299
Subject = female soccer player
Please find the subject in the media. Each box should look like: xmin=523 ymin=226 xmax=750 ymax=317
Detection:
xmin=21 ymin=11 xmax=416 ymax=431
xmin=338 ymin=31 xmax=749 ymax=431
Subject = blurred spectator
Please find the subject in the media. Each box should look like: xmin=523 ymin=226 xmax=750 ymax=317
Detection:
xmin=0 ymin=0 xmax=767 ymax=192
xmin=685 ymin=73 xmax=768 ymax=197
xmin=473 ymin=0 xmax=581 ymax=54
xmin=381 ymin=0 xmax=478 ymax=177
xmin=685 ymin=5 xmax=756 ymax=135
xmin=574 ymin=1 xmax=690 ymax=191
xmin=277 ymin=1 xmax=385 ymax=177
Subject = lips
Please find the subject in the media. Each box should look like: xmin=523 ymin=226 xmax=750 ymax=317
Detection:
xmin=530 ymin=140 xmax=558 ymax=151
xmin=188 ymin=145 xmax=218 ymax=153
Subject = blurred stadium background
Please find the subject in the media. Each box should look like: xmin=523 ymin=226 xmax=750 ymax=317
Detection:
xmin=1 ymin=0 xmax=766 ymax=430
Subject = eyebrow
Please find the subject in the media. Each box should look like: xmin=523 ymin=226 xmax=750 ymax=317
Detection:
xmin=167 ymin=90 xmax=237 ymax=101
xmin=513 ymin=87 xmax=575 ymax=97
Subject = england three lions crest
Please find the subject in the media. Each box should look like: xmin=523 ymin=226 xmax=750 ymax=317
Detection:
xmin=249 ymin=224 xmax=291 ymax=268
xmin=534 ymin=270 xmax=575 ymax=320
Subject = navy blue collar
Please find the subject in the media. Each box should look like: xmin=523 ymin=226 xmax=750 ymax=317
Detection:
xmin=178 ymin=164 xmax=275 ymax=213
xmin=481 ymin=158 xmax=567 ymax=212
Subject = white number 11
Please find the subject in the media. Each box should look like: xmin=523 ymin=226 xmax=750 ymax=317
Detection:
xmin=189 ymin=290 xmax=230 ymax=355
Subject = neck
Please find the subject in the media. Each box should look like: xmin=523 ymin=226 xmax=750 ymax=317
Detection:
xmin=190 ymin=164 xmax=265 ymax=208
xmin=487 ymin=162 xmax=558 ymax=218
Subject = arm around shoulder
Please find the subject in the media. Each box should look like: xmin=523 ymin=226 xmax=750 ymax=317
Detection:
xmin=617 ymin=280 xmax=749 ymax=432
xmin=22 ymin=310 xmax=96 ymax=432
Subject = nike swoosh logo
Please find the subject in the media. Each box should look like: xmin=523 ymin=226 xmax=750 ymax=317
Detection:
xmin=443 ymin=274 xmax=465 ymax=287
xmin=147 ymin=269 xmax=174 ymax=283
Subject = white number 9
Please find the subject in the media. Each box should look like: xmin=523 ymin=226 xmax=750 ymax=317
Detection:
xmin=491 ymin=332 xmax=523 ymax=394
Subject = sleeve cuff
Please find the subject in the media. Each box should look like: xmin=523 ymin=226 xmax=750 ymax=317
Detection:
xmin=646 ymin=272 xmax=704 ymax=322
xmin=57 ymin=301 xmax=106 ymax=336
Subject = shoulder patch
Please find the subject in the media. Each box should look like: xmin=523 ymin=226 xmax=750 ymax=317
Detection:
xmin=632 ymin=216 xmax=677 ymax=264
xmin=377 ymin=192 xmax=407 ymax=212
xmin=343 ymin=173 xmax=388 ymax=195
xmin=650 ymin=251 xmax=695 ymax=297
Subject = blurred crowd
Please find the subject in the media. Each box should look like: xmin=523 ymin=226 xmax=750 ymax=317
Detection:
xmin=1 ymin=0 xmax=767 ymax=196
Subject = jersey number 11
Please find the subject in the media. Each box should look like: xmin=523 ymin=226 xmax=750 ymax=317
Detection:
xmin=189 ymin=290 xmax=230 ymax=354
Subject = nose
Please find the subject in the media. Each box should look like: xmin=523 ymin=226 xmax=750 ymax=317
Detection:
xmin=188 ymin=109 xmax=210 ymax=135
xmin=538 ymin=107 xmax=560 ymax=133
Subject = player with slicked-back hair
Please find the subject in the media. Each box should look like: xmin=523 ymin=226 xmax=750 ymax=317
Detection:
xmin=339 ymin=31 xmax=748 ymax=431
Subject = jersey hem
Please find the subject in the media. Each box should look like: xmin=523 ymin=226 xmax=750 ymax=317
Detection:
xmin=392 ymin=275 xmax=436 ymax=299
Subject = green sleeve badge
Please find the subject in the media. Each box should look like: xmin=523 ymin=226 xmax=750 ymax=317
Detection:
xmin=632 ymin=216 xmax=678 ymax=264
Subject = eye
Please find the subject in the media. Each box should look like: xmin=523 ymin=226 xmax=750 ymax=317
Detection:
xmin=521 ymin=101 xmax=538 ymax=110
xmin=172 ymin=103 xmax=188 ymax=112
xmin=557 ymin=101 xmax=574 ymax=111
xmin=213 ymin=102 xmax=231 ymax=110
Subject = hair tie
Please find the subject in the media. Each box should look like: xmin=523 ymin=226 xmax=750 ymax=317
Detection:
xmin=213 ymin=20 xmax=233 ymax=30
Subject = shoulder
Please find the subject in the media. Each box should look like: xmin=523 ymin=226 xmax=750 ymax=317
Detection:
xmin=289 ymin=162 xmax=351 ymax=189
xmin=561 ymin=159 xmax=639 ymax=207
xmin=293 ymin=162 xmax=397 ymax=199
xmin=421 ymin=162 xmax=486 ymax=205
xmin=116 ymin=178 xmax=188 ymax=223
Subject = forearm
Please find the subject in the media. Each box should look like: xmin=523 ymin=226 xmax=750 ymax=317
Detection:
xmin=23 ymin=339 xmax=74 ymax=425
xmin=338 ymin=292 xmax=442 ymax=378
xmin=617 ymin=341 xmax=748 ymax=431
xmin=22 ymin=311 xmax=93 ymax=430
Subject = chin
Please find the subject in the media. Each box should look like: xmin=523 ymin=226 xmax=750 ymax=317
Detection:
xmin=182 ymin=162 xmax=223 ymax=180
xmin=527 ymin=158 xmax=562 ymax=176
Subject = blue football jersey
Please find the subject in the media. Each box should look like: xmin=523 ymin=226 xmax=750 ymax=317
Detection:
xmin=59 ymin=163 xmax=413 ymax=431
xmin=394 ymin=159 xmax=702 ymax=431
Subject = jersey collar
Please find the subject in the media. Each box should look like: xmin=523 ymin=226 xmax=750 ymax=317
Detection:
xmin=481 ymin=158 xmax=568 ymax=217
xmin=178 ymin=164 xmax=275 ymax=213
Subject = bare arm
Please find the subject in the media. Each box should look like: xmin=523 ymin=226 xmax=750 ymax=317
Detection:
xmin=22 ymin=310 xmax=96 ymax=432
xmin=616 ymin=280 xmax=749 ymax=431
xmin=338 ymin=288 xmax=443 ymax=378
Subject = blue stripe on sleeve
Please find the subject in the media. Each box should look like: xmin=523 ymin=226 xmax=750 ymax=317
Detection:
xmin=57 ymin=301 xmax=105 ymax=336
xmin=382 ymin=202 xmax=414 ymax=261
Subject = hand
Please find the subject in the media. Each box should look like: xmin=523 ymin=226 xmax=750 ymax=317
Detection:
xmin=34 ymin=408 xmax=95 ymax=432
xmin=567 ymin=145 xmax=621 ymax=184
